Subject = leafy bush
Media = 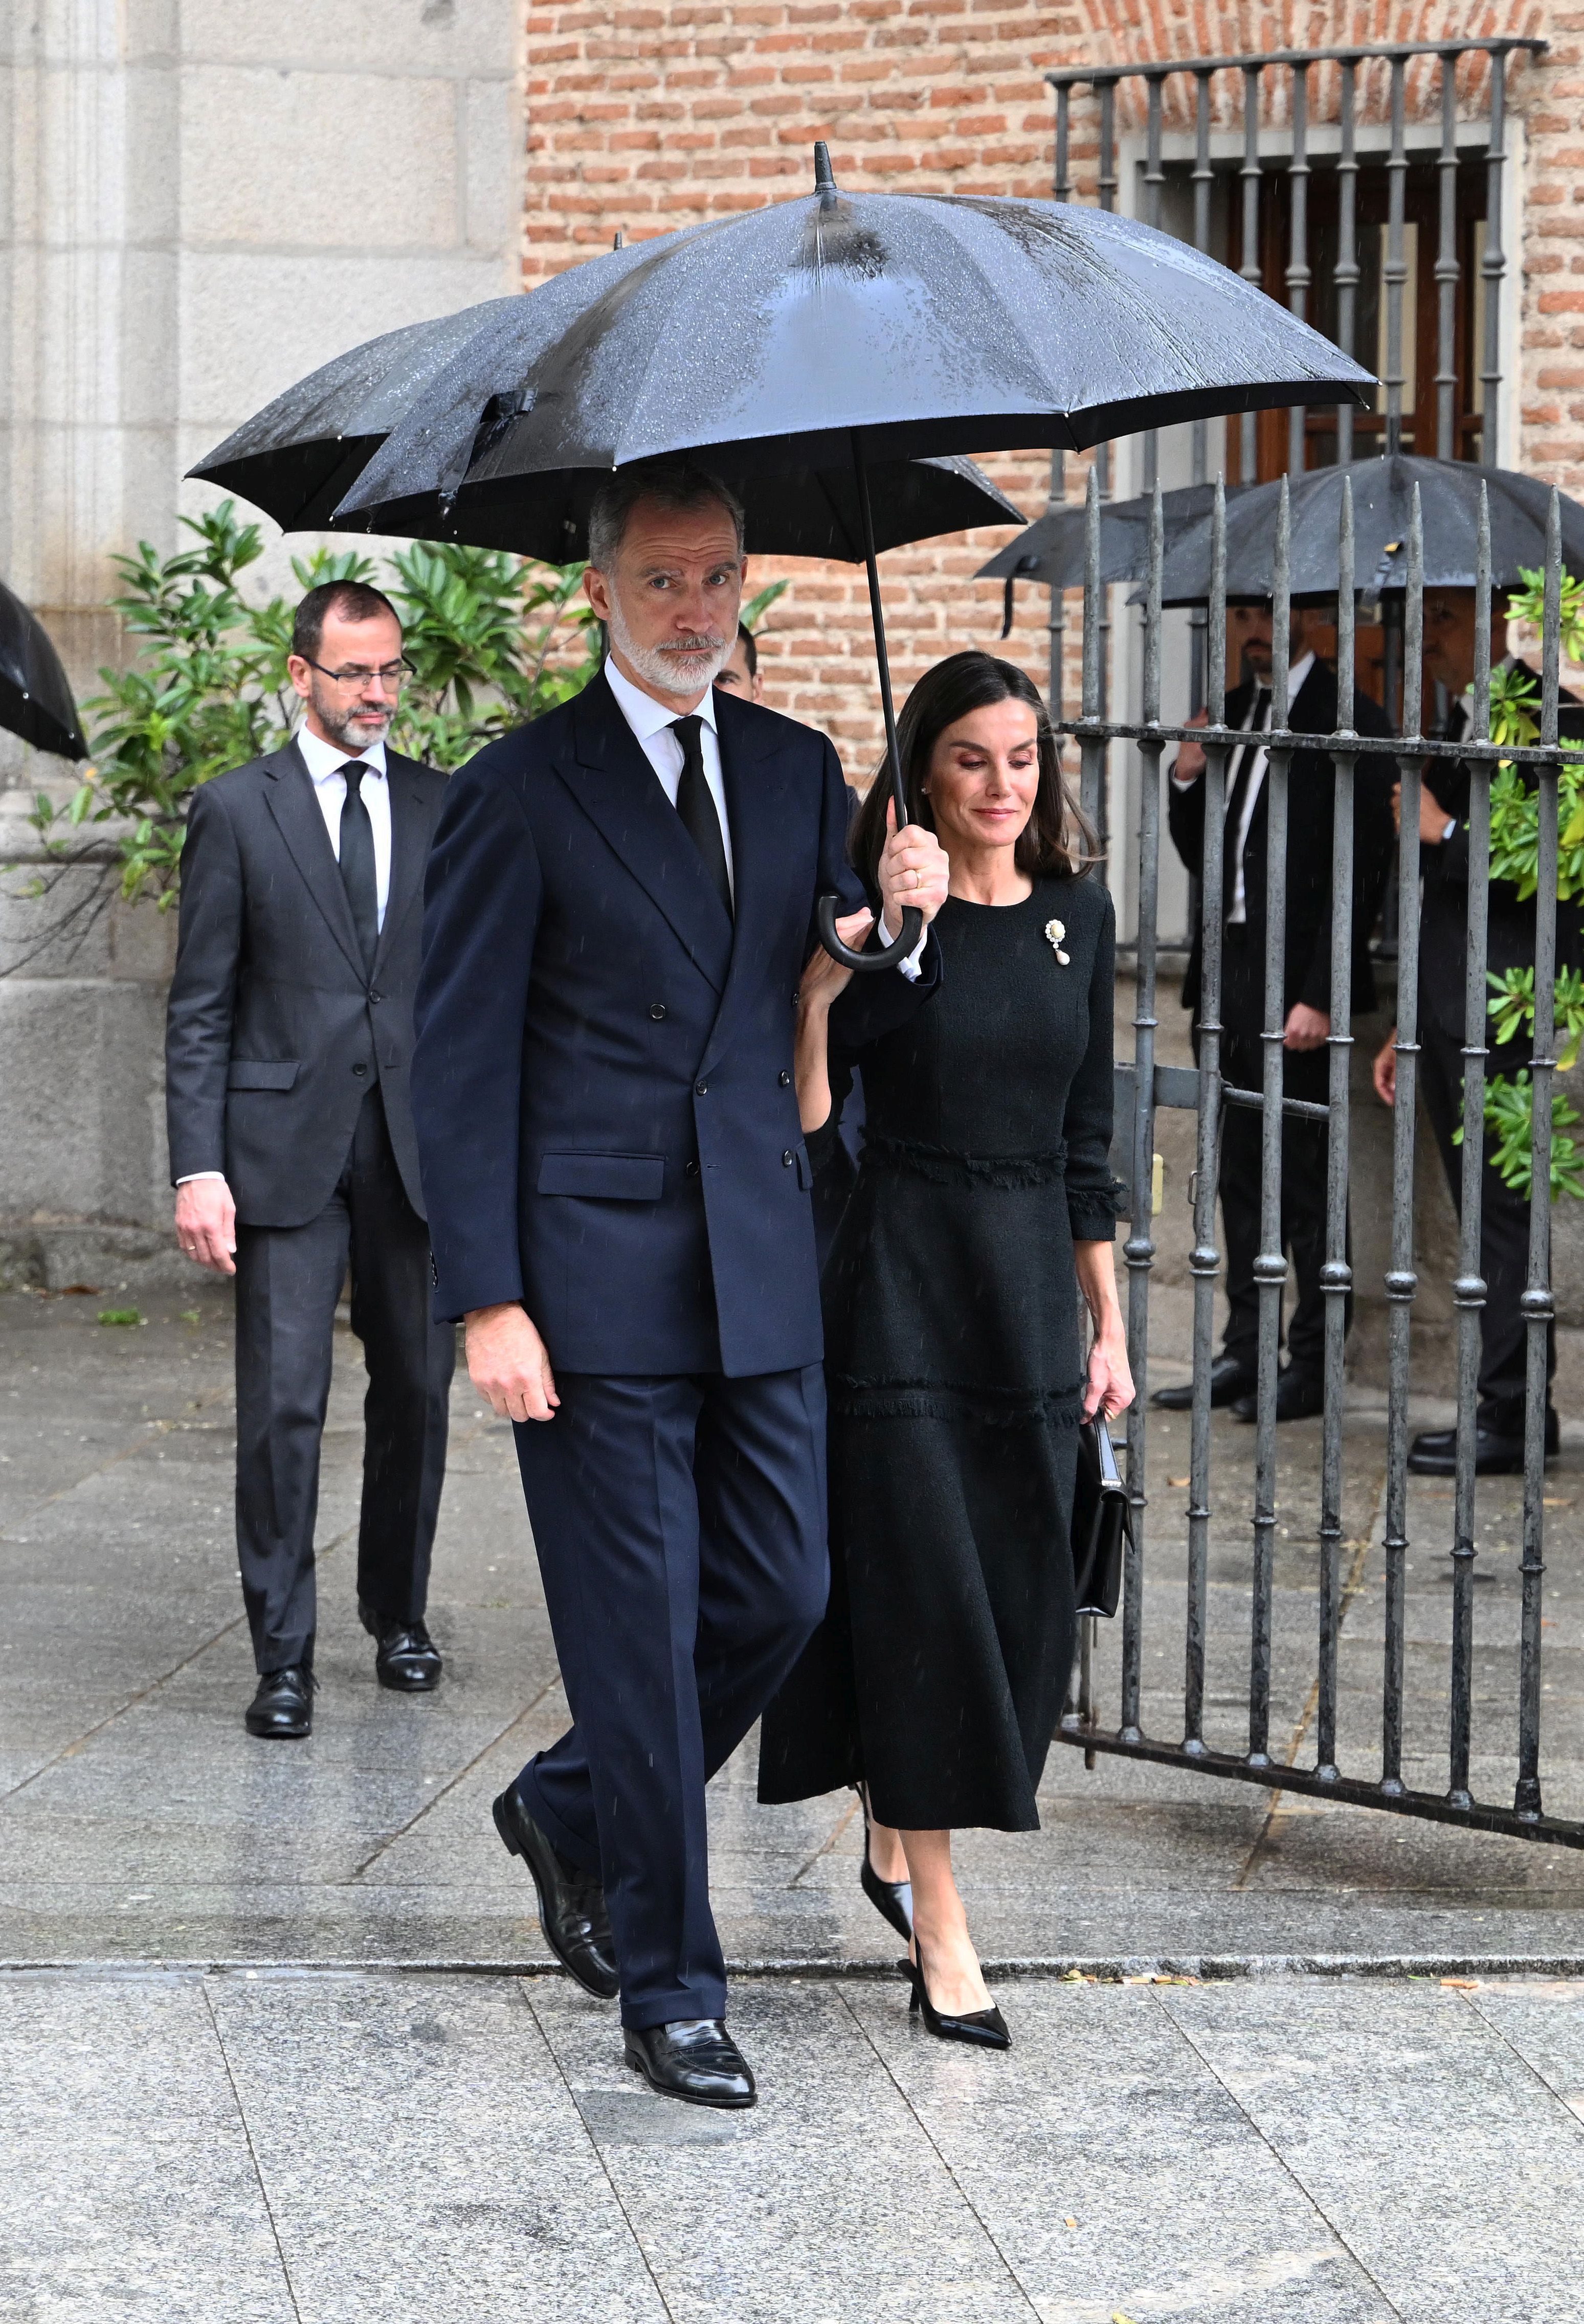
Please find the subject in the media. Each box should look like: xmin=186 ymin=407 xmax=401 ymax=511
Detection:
xmin=24 ymin=501 xmax=600 ymax=909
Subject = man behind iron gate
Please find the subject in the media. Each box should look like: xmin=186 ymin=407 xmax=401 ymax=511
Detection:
xmin=165 ymin=581 xmax=456 ymax=1741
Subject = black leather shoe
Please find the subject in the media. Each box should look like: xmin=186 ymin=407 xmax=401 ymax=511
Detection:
xmin=901 ymin=1950 xmax=1010 ymax=2050
xmin=360 ymin=1602 xmax=442 ymax=1691
xmin=492 ymin=1783 xmax=618 ymax=2000
xmin=624 ymin=2019 xmax=756 ymax=2109
xmin=1230 ymin=1367 xmax=1326 ymax=1425
xmin=856 ymin=1787 xmax=913 ymax=1943
xmin=1408 ymin=1413 xmax=1560 ymax=1476
xmin=1152 ymin=1355 xmax=1255 ymax=1411
xmin=245 ymin=1665 xmax=314 ymax=1739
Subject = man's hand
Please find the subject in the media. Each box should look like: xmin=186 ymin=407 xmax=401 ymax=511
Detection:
xmin=1284 ymin=1002 xmax=1330 ymax=1052
xmin=174 ymin=1178 xmax=237 ymax=1276
xmin=1373 ymin=1028 xmax=1398 ymax=1107
xmin=876 ymin=798 xmax=950 ymax=941
xmin=465 ymin=1302 xmax=560 ymax=1424
xmin=1171 ymin=706 xmax=1211 ymax=785
xmin=1392 ymin=778 xmax=1455 ymax=847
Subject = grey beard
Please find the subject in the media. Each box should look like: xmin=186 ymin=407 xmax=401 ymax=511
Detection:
xmin=607 ymin=598 xmax=730 ymax=694
xmin=308 ymin=692 xmax=391 ymax=752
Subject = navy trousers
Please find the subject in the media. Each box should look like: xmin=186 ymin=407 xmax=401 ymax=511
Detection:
xmin=512 ymin=1366 xmax=829 ymax=2029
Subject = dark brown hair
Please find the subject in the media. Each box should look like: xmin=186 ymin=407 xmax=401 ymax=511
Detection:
xmin=849 ymin=649 xmax=1090 ymax=892
xmin=291 ymin=581 xmax=399 ymax=664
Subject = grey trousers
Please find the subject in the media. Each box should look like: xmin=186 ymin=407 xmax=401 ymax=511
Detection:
xmin=233 ymin=1087 xmax=455 ymax=1674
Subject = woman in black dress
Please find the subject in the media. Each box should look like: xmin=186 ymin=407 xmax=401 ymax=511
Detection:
xmin=760 ymin=650 xmax=1133 ymax=2046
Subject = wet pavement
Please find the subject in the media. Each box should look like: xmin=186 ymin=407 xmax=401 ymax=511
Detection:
xmin=5 ymin=1283 xmax=1584 ymax=2319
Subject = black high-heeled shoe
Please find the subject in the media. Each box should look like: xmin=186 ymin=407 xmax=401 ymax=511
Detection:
xmin=856 ymin=1787 xmax=913 ymax=1943
xmin=900 ymin=1946 xmax=1010 ymax=2050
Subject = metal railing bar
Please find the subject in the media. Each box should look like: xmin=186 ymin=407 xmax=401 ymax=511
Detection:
xmin=1250 ymin=477 xmax=1292 ymax=1769
xmin=1059 ymin=721 xmax=1579 ymax=768
xmin=1080 ymin=465 xmax=1105 ymax=844
xmin=1189 ymin=70 xmax=1213 ymax=717
xmin=1239 ymin=63 xmax=1262 ymax=484
xmin=1045 ymin=37 xmax=1546 ymax=87
xmin=1050 ymin=1725 xmax=1584 ymax=1849
xmin=1482 ymin=50 xmax=1508 ymax=465
xmin=1381 ymin=483 xmax=1425 ymax=1797
xmin=1448 ymin=481 xmax=1494 ymax=1810
xmin=1221 ymin=1084 xmax=1330 ymax=1122
xmin=1317 ymin=474 xmax=1358 ymax=1783
xmin=1336 ymin=59 xmax=1358 ymax=469
xmin=1287 ymin=63 xmax=1311 ymax=478
xmin=1385 ymin=58 xmax=1409 ymax=460
xmin=1047 ymin=85 xmax=1070 ymax=720
xmin=1185 ymin=479 xmax=1229 ymax=1757
xmin=1435 ymin=50 xmax=1461 ymax=460
xmin=1122 ymin=479 xmax=1166 ymax=1747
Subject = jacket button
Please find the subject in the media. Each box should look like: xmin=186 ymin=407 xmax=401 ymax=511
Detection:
xmin=783 ymin=1149 xmax=795 ymax=1167
xmin=685 ymin=1160 xmax=699 ymax=1177
xmin=791 ymin=987 xmax=800 ymax=1005
xmin=650 ymin=1003 xmax=667 ymax=1021
xmin=352 ymin=1062 xmax=368 ymax=1077
xmin=779 ymin=1069 xmax=791 ymax=1087
xmin=369 ymin=989 xmax=384 ymax=1005
xmin=696 ymin=1080 xmax=708 ymax=1096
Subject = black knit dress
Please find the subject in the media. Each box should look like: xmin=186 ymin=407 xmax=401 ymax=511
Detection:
xmin=758 ymin=873 xmax=1121 ymax=1833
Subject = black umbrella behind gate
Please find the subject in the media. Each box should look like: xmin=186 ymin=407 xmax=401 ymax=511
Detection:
xmin=0 ymin=579 xmax=85 ymax=760
xmin=198 ymin=145 xmax=1372 ymax=965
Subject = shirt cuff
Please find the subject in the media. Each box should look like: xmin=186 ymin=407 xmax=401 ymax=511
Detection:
xmin=879 ymin=910 xmax=929 ymax=981
xmin=175 ymin=1172 xmax=226 ymax=1185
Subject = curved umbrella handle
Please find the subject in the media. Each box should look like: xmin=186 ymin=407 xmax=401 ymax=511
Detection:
xmin=816 ymin=890 xmax=922 ymax=973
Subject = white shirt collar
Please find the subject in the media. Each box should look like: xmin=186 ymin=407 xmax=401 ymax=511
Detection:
xmin=295 ymin=725 xmax=388 ymax=783
xmin=605 ymin=656 xmax=720 ymax=742
xmin=1285 ymin=649 xmax=1315 ymax=713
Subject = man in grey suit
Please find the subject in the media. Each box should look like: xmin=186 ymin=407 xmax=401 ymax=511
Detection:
xmin=166 ymin=580 xmax=455 ymax=1739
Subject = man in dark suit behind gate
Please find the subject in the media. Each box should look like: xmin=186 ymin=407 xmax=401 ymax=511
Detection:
xmin=1156 ymin=604 xmax=1395 ymax=1423
xmin=166 ymin=580 xmax=455 ymax=1741
xmin=412 ymin=462 xmax=948 ymax=2109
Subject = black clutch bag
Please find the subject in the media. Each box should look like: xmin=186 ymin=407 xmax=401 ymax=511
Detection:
xmin=1072 ymin=1418 xmax=1132 ymax=1618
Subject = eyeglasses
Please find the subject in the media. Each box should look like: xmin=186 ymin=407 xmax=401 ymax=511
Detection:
xmin=302 ymin=657 xmax=415 ymax=690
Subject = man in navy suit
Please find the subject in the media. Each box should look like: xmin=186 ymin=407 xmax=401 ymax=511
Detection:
xmin=412 ymin=464 xmax=947 ymax=2108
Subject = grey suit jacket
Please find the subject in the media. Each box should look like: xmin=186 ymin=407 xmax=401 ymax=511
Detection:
xmin=165 ymin=739 xmax=448 ymax=1227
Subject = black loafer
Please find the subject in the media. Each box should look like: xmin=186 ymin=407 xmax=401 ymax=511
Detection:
xmin=1152 ymin=1355 xmax=1255 ymax=1411
xmin=1230 ymin=1367 xmax=1326 ymax=1424
xmin=492 ymin=1783 xmax=618 ymax=1999
xmin=624 ymin=2019 xmax=756 ymax=2109
xmin=1408 ymin=1415 xmax=1560 ymax=1476
xmin=360 ymin=1602 xmax=442 ymax=1691
xmin=245 ymin=1664 xmax=314 ymax=1739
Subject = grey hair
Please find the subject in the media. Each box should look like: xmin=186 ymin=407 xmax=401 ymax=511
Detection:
xmin=586 ymin=462 xmax=745 ymax=572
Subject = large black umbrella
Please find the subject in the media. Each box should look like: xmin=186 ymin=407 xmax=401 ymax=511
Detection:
xmin=0 ymin=579 xmax=85 ymax=760
xmin=1142 ymin=454 xmax=1584 ymax=606
xmin=200 ymin=145 xmax=1371 ymax=964
xmin=974 ymin=481 xmax=1251 ymax=638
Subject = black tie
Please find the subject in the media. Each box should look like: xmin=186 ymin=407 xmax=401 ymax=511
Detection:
xmin=1223 ymin=687 xmax=1272 ymax=916
xmin=670 ymin=715 xmax=732 ymax=919
xmin=339 ymin=761 xmax=380 ymax=975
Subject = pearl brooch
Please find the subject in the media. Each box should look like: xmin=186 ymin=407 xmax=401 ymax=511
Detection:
xmin=1044 ymin=917 xmax=1070 ymax=966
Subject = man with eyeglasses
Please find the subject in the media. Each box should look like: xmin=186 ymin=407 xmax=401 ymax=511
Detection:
xmin=165 ymin=579 xmax=456 ymax=1739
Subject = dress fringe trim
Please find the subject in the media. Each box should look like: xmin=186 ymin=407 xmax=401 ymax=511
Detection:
xmin=860 ymin=1133 xmax=1068 ymax=1189
xmin=830 ymin=1374 xmax=1089 ymax=1429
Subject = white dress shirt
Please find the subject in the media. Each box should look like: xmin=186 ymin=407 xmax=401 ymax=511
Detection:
xmin=1175 ymin=651 xmax=1314 ymax=924
xmin=175 ymin=728 xmax=392 ymax=1187
xmin=295 ymin=725 xmax=392 ymax=929
xmin=605 ymin=657 xmax=734 ymax=899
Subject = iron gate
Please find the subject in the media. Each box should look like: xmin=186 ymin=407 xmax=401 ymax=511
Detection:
xmin=1051 ymin=468 xmax=1583 ymax=1847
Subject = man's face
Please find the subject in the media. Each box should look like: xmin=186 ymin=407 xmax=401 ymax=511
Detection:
xmin=713 ymin=634 xmax=763 ymax=703
xmin=1229 ymin=605 xmax=1276 ymax=680
xmin=287 ymin=606 xmax=406 ymax=752
xmin=584 ymin=499 xmax=745 ymax=705
xmin=1423 ymin=590 xmax=1478 ymax=695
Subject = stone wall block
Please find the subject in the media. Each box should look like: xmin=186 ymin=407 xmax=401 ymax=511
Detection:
xmin=0 ymin=979 xmax=168 ymax=1225
xmin=466 ymin=77 xmax=521 ymax=250
xmin=176 ymin=1 xmax=518 ymax=80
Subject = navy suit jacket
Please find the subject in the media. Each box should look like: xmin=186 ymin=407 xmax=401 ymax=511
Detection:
xmin=412 ymin=672 xmax=935 ymax=1375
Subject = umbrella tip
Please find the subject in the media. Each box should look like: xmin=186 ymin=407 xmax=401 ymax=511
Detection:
xmin=813 ymin=140 xmax=837 ymax=195
xmin=612 ymin=229 xmax=624 ymax=249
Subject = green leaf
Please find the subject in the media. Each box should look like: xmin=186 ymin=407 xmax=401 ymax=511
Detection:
xmin=741 ymin=578 xmax=790 ymax=633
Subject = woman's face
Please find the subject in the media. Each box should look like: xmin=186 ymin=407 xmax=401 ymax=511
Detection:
xmin=922 ymin=698 xmax=1041 ymax=856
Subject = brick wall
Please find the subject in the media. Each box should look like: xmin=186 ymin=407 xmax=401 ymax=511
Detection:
xmin=523 ymin=0 xmax=1578 ymax=770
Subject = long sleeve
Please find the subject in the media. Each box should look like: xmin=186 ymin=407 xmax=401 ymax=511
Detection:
xmin=1063 ymin=885 xmax=1124 ymax=1242
xmin=165 ymin=781 xmax=244 ymax=1183
xmin=412 ymin=758 xmax=543 ymax=1321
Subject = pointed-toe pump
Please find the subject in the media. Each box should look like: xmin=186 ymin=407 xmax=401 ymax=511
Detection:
xmin=901 ymin=1948 xmax=1010 ymax=2050
xmin=856 ymin=1787 xmax=913 ymax=1944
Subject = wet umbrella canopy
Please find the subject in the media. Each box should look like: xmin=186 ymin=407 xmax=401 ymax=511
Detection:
xmin=197 ymin=145 xmax=1372 ymax=965
xmin=1142 ymin=454 xmax=1584 ymax=607
xmin=976 ymin=483 xmax=1248 ymax=594
xmin=0 ymin=579 xmax=85 ymax=760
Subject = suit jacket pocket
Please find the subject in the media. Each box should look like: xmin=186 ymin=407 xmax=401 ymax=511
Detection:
xmin=227 ymin=1059 xmax=301 ymax=1091
xmin=537 ymin=1150 xmax=664 ymax=1201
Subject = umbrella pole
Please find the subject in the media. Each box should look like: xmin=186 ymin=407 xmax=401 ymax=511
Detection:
xmin=814 ymin=432 xmax=924 ymax=971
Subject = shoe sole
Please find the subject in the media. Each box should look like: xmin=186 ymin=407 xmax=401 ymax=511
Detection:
xmin=244 ymin=1720 xmax=311 ymax=1739
xmin=492 ymin=1793 xmax=619 ymax=2001
xmin=622 ymin=2050 xmax=756 ymax=2108
xmin=375 ymin=1666 xmax=441 ymax=1691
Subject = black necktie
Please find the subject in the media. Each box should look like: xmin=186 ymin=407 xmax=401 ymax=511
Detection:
xmin=338 ymin=762 xmax=380 ymax=975
xmin=670 ymin=715 xmax=732 ymax=920
xmin=1223 ymin=687 xmax=1272 ymax=916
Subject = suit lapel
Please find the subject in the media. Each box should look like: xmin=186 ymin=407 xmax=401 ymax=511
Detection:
xmin=557 ymin=674 xmax=733 ymax=994
xmin=700 ymin=693 xmax=788 ymax=1072
xmin=262 ymin=740 xmax=364 ymax=976
xmin=373 ymin=752 xmax=431 ymax=976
